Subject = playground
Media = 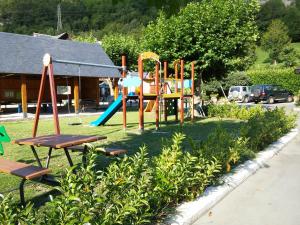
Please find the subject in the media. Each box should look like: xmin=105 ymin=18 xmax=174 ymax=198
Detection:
xmin=0 ymin=51 xmax=207 ymax=204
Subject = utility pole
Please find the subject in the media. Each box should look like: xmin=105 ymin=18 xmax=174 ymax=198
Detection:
xmin=57 ymin=3 xmax=62 ymax=33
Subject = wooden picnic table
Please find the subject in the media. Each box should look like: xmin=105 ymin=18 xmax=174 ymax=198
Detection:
xmin=13 ymin=134 xmax=107 ymax=169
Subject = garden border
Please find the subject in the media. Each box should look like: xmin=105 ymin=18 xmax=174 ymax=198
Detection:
xmin=166 ymin=128 xmax=298 ymax=225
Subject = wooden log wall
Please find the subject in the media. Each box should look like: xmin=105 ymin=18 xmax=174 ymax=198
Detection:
xmin=0 ymin=75 xmax=99 ymax=105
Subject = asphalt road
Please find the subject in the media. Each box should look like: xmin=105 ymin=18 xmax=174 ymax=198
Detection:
xmin=193 ymin=106 xmax=300 ymax=225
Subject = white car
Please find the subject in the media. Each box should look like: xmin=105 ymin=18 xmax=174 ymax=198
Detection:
xmin=228 ymin=86 xmax=251 ymax=103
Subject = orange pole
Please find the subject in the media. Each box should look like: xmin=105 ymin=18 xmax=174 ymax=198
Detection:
xmin=113 ymin=79 xmax=119 ymax=100
xmin=180 ymin=59 xmax=184 ymax=126
xmin=32 ymin=66 xmax=48 ymax=137
xmin=21 ymin=75 xmax=28 ymax=118
xmin=164 ymin=61 xmax=168 ymax=122
xmin=74 ymin=78 xmax=79 ymax=114
xmin=48 ymin=63 xmax=60 ymax=135
xmin=155 ymin=62 xmax=159 ymax=130
xmin=138 ymin=57 xmax=144 ymax=131
xmin=191 ymin=62 xmax=195 ymax=121
xmin=122 ymin=55 xmax=127 ymax=130
xmin=175 ymin=62 xmax=178 ymax=93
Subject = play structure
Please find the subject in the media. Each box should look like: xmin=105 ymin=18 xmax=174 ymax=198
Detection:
xmin=90 ymin=52 xmax=195 ymax=131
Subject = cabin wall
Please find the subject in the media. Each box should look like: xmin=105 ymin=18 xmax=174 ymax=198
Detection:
xmin=0 ymin=75 xmax=99 ymax=104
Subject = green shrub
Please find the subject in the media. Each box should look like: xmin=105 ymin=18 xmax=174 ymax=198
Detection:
xmin=98 ymin=146 xmax=154 ymax=225
xmin=247 ymin=67 xmax=300 ymax=94
xmin=153 ymin=133 xmax=220 ymax=207
xmin=242 ymin=107 xmax=296 ymax=152
xmin=194 ymin=126 xmax=255 ymax=173
xmin=208 ymin=103 xmax=265 ymax=120
xmin=39 ymin=148 xmax=101 ymax=225
xmin=0 ymin=194 xmax=36 ymax=225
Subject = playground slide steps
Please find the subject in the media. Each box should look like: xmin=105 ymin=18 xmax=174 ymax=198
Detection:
xmin=90 ymin=95 xmax=123 ymax=126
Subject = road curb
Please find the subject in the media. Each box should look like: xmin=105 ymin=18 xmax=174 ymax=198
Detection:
xmin=166 ymin=128 xmax=298 ymax=225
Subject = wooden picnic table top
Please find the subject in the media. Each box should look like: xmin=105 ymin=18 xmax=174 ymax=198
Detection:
xmin=12 ymin=134 xmax=107 ymax=148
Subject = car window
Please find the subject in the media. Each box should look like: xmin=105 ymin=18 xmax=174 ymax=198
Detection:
xmin=251 ymin=86 xmax=262 ymax=92
xmin=242 ymin=87 xmax=247 ymax=92
xmin=230 ymin=87 xmax=240 ymax=92
xmin=272 ymin=86 xmax=279 ymax=91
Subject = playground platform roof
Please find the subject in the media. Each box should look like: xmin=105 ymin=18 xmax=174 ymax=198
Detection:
xmin=0 ymin=32 xmax=120 ymax=78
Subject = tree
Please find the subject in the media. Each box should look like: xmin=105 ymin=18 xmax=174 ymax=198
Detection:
xmin=282 ymin=6 xmax=300 ymax=42
xmin=101 ymin=33 xmax=141 ymax=71
xmin=142 ymin=0 xmax=260 ymax=81
xmin=257 ymin=0 xmax=286 ymax=33
xmin=261 ymin=19 xmax=291 ymax=65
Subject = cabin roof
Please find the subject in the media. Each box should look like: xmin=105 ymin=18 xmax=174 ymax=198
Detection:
xmin=0 ymin=32 xmax=120 ymax=78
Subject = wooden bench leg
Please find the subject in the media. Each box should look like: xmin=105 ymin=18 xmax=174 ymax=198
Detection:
xmin=19 ymin=178 xmax=26 ymax=207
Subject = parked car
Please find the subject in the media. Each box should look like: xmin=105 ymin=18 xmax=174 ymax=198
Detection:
xmin=251 ymin=84 xmax=293 ymax=104
xmin=228 ymin=86 xmax=251 ymax=103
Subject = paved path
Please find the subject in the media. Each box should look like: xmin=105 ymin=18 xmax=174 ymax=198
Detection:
xmin=194 ymin=116 xmax=300 ymax=225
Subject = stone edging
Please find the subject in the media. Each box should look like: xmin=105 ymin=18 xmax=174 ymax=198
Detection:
xmin=166 ymin=128 xmax=299 ymax=225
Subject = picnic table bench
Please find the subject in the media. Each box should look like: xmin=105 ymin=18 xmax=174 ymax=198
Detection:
xmin=1 ymin=133 xmax=127 ymax=205
xmin=0 ymin=158 xmax=51 ymax=206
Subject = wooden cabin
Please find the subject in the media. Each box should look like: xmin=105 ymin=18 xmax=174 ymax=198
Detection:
xmin=0 ymin=32 xmax=120 ymax=117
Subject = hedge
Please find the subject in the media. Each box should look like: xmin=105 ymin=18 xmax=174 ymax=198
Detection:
xmin=247 ymin=67 xmax=300 ymax=94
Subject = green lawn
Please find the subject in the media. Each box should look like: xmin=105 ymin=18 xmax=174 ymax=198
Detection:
xmin=253 ymin=42 xmax=300 ymax=67
xmin=0 ymin=111 xmax=243 ymax=205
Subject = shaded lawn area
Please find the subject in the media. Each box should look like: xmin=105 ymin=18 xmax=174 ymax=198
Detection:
xmin=0 ymin=111 xmax=244 ymax=205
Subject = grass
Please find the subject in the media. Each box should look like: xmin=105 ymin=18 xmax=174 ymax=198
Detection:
xmin=0 ymin=110 xmax=244 ymax=205
xmin=253 ymin=42 xmax=300 ymax=68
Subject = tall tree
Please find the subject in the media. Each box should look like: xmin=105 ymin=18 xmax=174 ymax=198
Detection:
xmin=261 ymin=19 xmax=291 ymax=64
xmin=142 ymin=0 xmax=260 ymax=80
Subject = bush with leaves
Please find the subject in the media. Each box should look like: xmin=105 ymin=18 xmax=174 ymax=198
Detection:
xmin=39 ymin=148 xmax=101 ymax=225
xmin=153 ymin=133 xmax=221 ymax=209
xmin=242 ymin=107 xmax=296 ymax=152
xmin=97 ymin=146 xmax=154 ymax=225
xmin=194 ymin=126 xmax=254 ymax=173
xmin=0 ymin=194 xmax=37 ymax=225
xmin=207 ymin=103 xmax=265 ymax=120
xmin=247 ymin=67 xmax=300 ymax=94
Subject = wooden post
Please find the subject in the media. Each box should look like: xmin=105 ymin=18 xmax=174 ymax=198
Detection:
xmin=175 ymin=62 xmax=178 ymax=93
xmin=21 ymin=75 xmax=28 ymax=118
xmin=95 ymin=78 xmax=100 ymax=110
xmin=33 ymin=66 xmax=48 ymax=137
xmin=164 ymin=61 xmax=168 ymax=122
xmin=74 ymin=78 xmax=79 ymax=114
xmin=138 ymin=57 xmax=144 ymax=132
xmin=114 ymin=78 xmax=119 ymax=100
xmin=33 ymin=54 xmax=61 ymax=137
xmin=191 ymin=62 xmax=195 ymax=121
xmin=48 ymin=63 xmax=60 ymax=135
xmin=155 ymin=62 xmax=159 ymax=130
xmin=180 ymin=59 xmax=184 ymax=126
xmin=122 ymin=55 xmax=127 ymax=130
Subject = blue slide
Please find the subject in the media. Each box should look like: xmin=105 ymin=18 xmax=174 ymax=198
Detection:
xmin=90 ymin=95 xmax=123 ymax=126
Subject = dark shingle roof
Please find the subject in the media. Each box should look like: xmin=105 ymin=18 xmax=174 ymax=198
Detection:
xmin=0 ymin=32 xmax=120 ymax=78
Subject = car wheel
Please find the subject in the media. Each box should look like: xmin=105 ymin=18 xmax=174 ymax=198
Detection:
xmin=243 ymin=96 xmax=249 ymax=103
xmin=268 ymin=96 xmax=275 ymax=104
xmin=254 ymin=100 xmax=259 ymax=104
xmin=287 ymin=95 xmax=293 ymax=102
